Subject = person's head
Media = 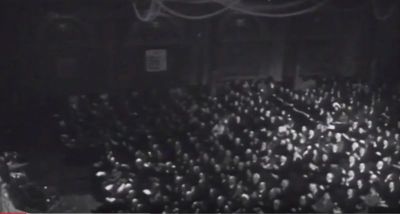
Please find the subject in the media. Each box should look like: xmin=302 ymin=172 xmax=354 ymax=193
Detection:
xmin=369 ymin=174 xmax=378 ymax=184
xmin=313 ymin=149 xmax=318 ymax=156
xmin=281 ymin=179 xmax=290 ymax=190
xmin=269 ymin=187 xmax=281 ymax=199
xmin=280 ymin=155 xmax=287 ymax=165
xmin=259 ymin=182 xmax=266 ymax=191
xmin=233 ymin=155 xmax=240 ymax=165
xmin=291 ymin=131 xmax=298 ymax=140
xmin=348 ymin=170 xmax=355 ymax=179
xmin=209 ymin=188 xmax=216 ymax=198
xmin=352 ymin=122 xmax=359 ymax=130
xmin=238 ymin=162 xmax=245 ymax=171
xmin=215 ymin=164 xmax=221 ymax=173
xmin=217 ymin=195 xmax=225 ymax=207
xmin=135 ymin=158 xmax=143 ymax=168
xmin=332 ymin=144 xmax=338 ymax=153
xmin=240 ymin=193 xmax=250 ymax=205
xmin=309 ymin=183 xmax=318 ymax=193
xmin=273 ymin=199 xmax=281 ymax=210
xmin=308 ymin=130 xmax=315 ymax=139
xmin=367 ymin=120 xmax=373 ymax=129
xmin=287 ymin=142 xmax=294 ymax=152
xmin=199 ymin=171 xmax=205 ymax=180
xmin=225 ymin=149 xmax=232 ymax=157
xmin=245 ymin=148 xmax=252 ymax=156
xmin=228 ymin=175 xmax=236 ymax=186
xmin=383 ymin=156 xmax=392 ymax=165
xmin=370 ymin=187 xmax=377 ymax=195
xmin=363 ymin=105 xmax=369 ymax=113
xmin=389 ymin=181 xmax=396 ymax=191
xmin=359 ymin=163 xmax=366 ymax=172
xmin=183 ymin=153 xmax=189 ymax=161
xmin=352 ymin=142 xmax=359 ymax=151
xmin=377 ymin=161 xmax=384 ymax=170
xmin=383 ymin=139 xmax=389 ymax=148
xmin=299 ymin=195 xmax=307 ymax=206
xmin=301 ymin=126 xmax=307 ymax=133
xmin=326 ymin=173 xmax=334 ymax=183
xmin=323 ymin=192 xmax=331 ymax=200
xmin=223 ymin=203 xmax=232 ymax=213
xmin=252 ymin=173 xmax=261 ymax=184
xmin=357 ymin=179 xmax=363 ymax=189
xmin=249 ymin=130 xmax=255 ymax=138
xmin=234 ymin=137 xmax=241 ymax=145
xmin=193 ymin=165 xmax=200 ymax=174
xmin=210 ymin=157 xmax=215 ymax=165
xmin=385 ymin=130 xmax=391 ymax=138
xmin=322 ymin=154 xmax=329 ymax=162
xmin=347 ymin=188 xmax=354 ymax=198
xmin=359 ymin=147 xmax=366 ymax=156
xmin=335 ymin=133 xmax=342 ymax=141
xmin=349 ymin=156 xmax=356 ymax=165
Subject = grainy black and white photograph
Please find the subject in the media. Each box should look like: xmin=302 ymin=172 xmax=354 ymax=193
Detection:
xmin=0 ymin=0 xmax=399 ymax=213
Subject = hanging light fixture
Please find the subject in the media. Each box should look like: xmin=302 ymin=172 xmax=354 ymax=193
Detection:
xmin=371 ymin=0 xmax=399 ymax=21
xmin=132 ymin=0 xmax=161 ymax=22
xmin=131 ymin=0 xmax=333 ymax=20
xmin=157 ymin=0 xmax=330 ymax=20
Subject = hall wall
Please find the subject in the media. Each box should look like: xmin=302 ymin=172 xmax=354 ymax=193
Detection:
xmin=0 ymin=0 xmax=398 ymax=99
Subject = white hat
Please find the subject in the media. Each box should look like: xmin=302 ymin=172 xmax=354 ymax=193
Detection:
xmin=117 ymin=184 xmax=125 ymax=193
xmin=241 ymin=193 xmax=249 ymax=200
xmin=333 ymin=102 xmax=341 ymax=109
xmin=105 ymin=197 xmax=116 ymax=203
xmin=143 ymin=189 xmax=152 ymax=195
xmin=96 ymin=171 xmax=106 ymax=177
xmin=105 ymin=184 xmax=113 ymax=191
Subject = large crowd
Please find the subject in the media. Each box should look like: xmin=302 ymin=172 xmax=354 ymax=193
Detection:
xmin=57 ymin=77 xmax=400 ymax=213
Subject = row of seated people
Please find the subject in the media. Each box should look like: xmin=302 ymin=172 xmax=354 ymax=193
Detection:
xmin=0 ymin=152 xmax=57 ymax=212
xmin=57 ymin=77 xmax=400 ymax=212
xmin=282 ymin=78 xmax=399 ymax=130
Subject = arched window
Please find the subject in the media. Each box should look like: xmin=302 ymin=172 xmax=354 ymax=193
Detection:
xmin=37 ymin=14 xmax=91 ymax=48
xmin=218 ymin=13 xmax=262 ymax=42
xmin=36 ymin=14 xmax=92 ymax=95
xmin=127 ymin=16 xmax=184 ymax=45
xmin=215 ymin=13 xmax=265 ymax=78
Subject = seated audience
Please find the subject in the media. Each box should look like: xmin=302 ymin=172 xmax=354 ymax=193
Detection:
xmin=58 ymin=77 xmax=400 ymax=212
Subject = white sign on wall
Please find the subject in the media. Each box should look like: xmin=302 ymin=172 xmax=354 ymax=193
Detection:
xmin=145 ymin=49 xmax=167 ymax=72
